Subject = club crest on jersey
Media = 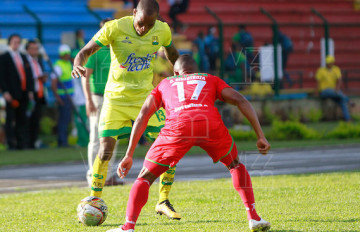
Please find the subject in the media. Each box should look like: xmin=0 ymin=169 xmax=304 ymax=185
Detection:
xmin=152 ymin=36 xmax=159 ymax=45
xmin=121 ymin=37 xmax=132 ymax=44
xmin=120 ymin=53 xmax=154 ymax=71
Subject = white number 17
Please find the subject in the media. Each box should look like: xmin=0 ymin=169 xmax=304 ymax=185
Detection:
xmin=172 ymin=80 xmax=206 ymax=102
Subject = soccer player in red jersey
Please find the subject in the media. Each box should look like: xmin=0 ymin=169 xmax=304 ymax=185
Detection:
xmin=107 ymin=55 xmax=271 ymax=232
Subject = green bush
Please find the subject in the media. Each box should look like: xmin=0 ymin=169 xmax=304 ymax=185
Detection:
xmin=40 ymin=116 xmax=56 ymax=136
xmin=229 ymin=129 xmax=257 ymax=141
xmin=287 ymin=110 xmax=301 ymax=122
xmin=263 ymin=105 xmax=280 ymax=124
xmin=326 ymin=122 xmax=360 ymax=139
xmin=307 ymin=109 xmax=323 ymax=123
xmin=267 ymin=120 xmax=321 ymax=140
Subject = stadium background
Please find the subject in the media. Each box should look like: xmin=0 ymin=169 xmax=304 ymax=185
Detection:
xmin=0 ymin=0 xmax=360 ymax=147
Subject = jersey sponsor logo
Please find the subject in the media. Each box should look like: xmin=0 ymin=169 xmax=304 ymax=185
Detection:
xmin=120 ymin=53 xmax=154 ymax=72
xmin=152 ymin=36 xmax=159 ymax=45
xmin=121 ymin=36 xmax=132 ymax=44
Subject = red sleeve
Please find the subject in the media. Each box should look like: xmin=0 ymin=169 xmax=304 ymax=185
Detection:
xmin=151 ymin=84 xmax=163 ymax=108
xmin=214 ymin=75 xmax=231 ymax=101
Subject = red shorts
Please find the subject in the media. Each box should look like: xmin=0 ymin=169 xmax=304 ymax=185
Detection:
xmin=144 ymin=120 xmax=238 ymax=177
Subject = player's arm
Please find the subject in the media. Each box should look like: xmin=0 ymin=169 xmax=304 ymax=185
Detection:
xmin=118 ymin=94 xmax=161 ymax=178
xmin=221 ymin=87 xmax=270 ymax=155
xmin=164 ymin=42 xmax=179 ymax=66
xmin=82 ymin=68 xmax=96 ymax=116
xmin=72 ymin=40 xmax=101 ymax=78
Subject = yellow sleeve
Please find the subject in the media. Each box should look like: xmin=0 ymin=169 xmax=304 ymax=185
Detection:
xmin=315 ymin=68 xmax=323 ymax=81
xmin=92 ymin=21 xmax=112 ymax=47
xmin=334 ymin=66 xmax=342 ymax=79
xmin=162 ymin=22 xmax=172 ymax=48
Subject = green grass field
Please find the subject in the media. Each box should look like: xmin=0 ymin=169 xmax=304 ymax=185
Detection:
xmin=1 ymin=138 xmax=359 ymax=167
xmin=1 ymin=171 xmax=359 ymax=231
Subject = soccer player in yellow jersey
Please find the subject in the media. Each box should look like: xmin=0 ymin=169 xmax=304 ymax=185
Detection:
xmin=72 ymin=0 xmax=181 ymax=220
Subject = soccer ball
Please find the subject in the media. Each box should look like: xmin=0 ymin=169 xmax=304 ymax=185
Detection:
xmin=77 ymin=196 xmax=108 ymax=226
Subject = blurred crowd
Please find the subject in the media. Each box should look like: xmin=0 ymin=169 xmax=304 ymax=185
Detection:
xmin=0 ymin=0 xmax=355 ymax=151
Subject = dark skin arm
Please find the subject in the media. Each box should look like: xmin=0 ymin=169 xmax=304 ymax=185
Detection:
xmin=71 ymin=40 xmax=101 ymax=78
xmin=117 ymin=94 xmax=161 ymax=178
xmin=164 ymin=42 xmax=179 ymax=66
xmin=221 ymin=87 xmax=270 ymax=155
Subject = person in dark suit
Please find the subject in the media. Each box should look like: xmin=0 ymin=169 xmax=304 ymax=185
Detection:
xmin=0 ymin=34 xmax=34 ymax=150
xmin=26 ymin=40 xmax=47 ymax=148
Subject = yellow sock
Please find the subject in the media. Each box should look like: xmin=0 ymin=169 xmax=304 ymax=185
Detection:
xmin=158 ymin=166 xmax=176 ymax=203
xmin=90 ymin=156 xmax=109 ymax=197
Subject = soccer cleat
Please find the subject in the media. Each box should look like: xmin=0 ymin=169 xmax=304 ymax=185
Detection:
xmin=155 ymin=200 xmax=181 ymax=220
xmin=106 ymin=227 xmax=134 ymax=232
xmin=249 ymin=218 xmax=271 ymax=231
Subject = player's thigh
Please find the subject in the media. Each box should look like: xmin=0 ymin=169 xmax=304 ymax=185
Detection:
xmin=98 ymin=102 xmax=134 ymax=139
xmin=144 ymin=135 xmax=194 ymax=176
xmin=146 ymin=108 xmax=166 ymax=140
xmin=199 ymin=121 xmax=236 ymax=165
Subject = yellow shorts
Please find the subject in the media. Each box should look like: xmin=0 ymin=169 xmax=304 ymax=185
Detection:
xmin=98 ymin=101 xmax=166 ymax=140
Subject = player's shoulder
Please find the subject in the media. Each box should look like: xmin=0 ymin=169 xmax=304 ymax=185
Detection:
xmin=155 ymin=19 xmax=170 ymax=29
xmin=105 ymin=16 xmax=131 ymax=28
xmin=153 ymin=19 xmax=171 ymax=35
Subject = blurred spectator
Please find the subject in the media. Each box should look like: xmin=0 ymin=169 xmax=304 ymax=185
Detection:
xmin=75 ymin=29 xmax=85 ymax=50
xmin=232 ymin=25 xmax=254 ymax=61
xmin=278 ymin=31 xmax=294 ymax=87
xmin=51 ymin=44 xmax=73 ymax=147
xmin=168 ymin=0 xmax=189 ymax=33
xmin=83 ymin=18 xmax=122 ymax=186
xmin=0 ymin=34 xmax=34 ymax=150
xmin=123 ymin=0 xmax=138 ymax=8
xmin=193 ymin=31 xmax=209 ymax=72
xmin=225 ymin=43 xmax=247 ymax=90
xmin=247 ymin=70 xmax=274 ymax=98
xmin=72 ymin=77 xmax=88 ymax=147
xmin=191 ymin=42 xmax=201 ymax=71
xmin=204 ymin=26 xmax=219 ymax=73
xmin=26 ymin=40 xmax=47 ymax=149
xmin=315 ymin=55 xmax=351 ymax=121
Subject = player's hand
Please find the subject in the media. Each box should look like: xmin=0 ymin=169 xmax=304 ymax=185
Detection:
xmin=256 ymin=137 xmax=271 ymax=155
xmin=86 ymin=100 xmax=97 ymax=116
xmin=3 ymin=92 xmax=13 ymax=103
xmin=71 ymin=66 xmax=86 ymax=78
xmin=117 ymin=156 xmax=133 ymax=178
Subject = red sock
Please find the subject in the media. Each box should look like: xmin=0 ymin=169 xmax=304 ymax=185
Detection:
xmin=230 ymin=163 xmax=261 ymax=221
xmin=122 ymin=178 xmax=151 ymax=230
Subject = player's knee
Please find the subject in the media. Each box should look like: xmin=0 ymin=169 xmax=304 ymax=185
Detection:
xmin=98 ymin=137 xmax=116 ymax=160
xmin=138 ymin=167 xmax=158 ymax=185
xmin=226 ymin=157 xmax=241 ymax=170
xmin=98 ymin=142 xmax=115 ymax=161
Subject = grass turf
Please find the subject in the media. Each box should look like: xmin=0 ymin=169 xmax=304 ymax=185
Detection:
xmin=0 ymin=171 xmax=359 ymax=231
xmin=1 ymin=138 xmax=359 ymax=167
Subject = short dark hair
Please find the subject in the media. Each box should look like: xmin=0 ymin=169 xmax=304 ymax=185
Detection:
xmin=8 ymin=33 xmax=21 ymax=45
xmin=25 ymin=40 xmax=38 ymax=50
xmin=137 ymin=0 xmax=159 ymax=16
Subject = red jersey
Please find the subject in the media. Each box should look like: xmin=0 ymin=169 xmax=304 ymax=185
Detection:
xmin=151 ymin=73 xmax=231 ymax=124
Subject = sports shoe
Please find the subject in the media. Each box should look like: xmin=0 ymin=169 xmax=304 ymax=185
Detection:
xmin=249 ymin=218 xmax=271 ymax=231
xmin=106 ymin=227 xmax=134 ymax=232
xmin=155 ymin=199 xmax=181 ymax=220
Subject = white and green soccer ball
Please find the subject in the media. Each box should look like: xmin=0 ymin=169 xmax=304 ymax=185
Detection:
xmin=77 ymin=196 xmax=108 ymax=226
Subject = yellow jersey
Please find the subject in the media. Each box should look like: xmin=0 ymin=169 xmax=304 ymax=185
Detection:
xmin=315 ymin=65 xmax=341 ymax=92
xmin=92 ymin=16 xmax=172 ymax=106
